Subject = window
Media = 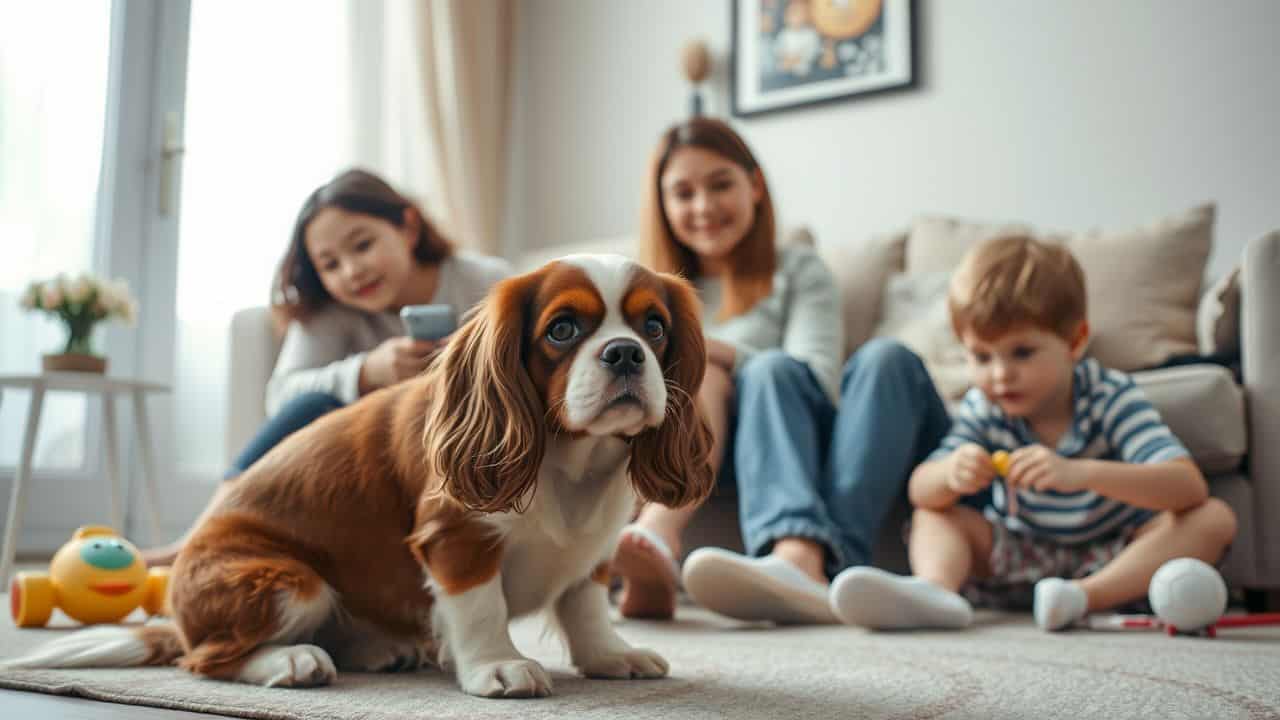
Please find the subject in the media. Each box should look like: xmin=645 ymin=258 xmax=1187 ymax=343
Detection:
xmin=170 ymin=0 xmax=356 ymax=477
xmin=0 ymin=0 xmax=113 ymax=469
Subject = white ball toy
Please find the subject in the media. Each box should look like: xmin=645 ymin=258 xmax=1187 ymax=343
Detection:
xmin=1148 ymin=557 xmax=1227 ymax=631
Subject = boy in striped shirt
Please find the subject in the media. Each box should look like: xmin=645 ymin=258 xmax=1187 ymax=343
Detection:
xmin=830 ymin=235 xmax=1237 ymax=631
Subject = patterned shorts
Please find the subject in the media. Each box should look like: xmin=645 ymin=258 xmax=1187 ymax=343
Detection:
xmin=959 ymin=522 xmax=1140 ymax=610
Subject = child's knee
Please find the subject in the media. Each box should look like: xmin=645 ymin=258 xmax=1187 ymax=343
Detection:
xmin=911 ymin=506 xmax=948 ymax=528
xmin=1190 ymin=497 xmax=1237 ymax=547
xmin=913 ymin=505 xmax=987 ymax=539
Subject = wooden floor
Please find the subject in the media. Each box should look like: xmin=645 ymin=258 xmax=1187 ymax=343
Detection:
xmin=0 ymin=689 xmax=237 ymax=719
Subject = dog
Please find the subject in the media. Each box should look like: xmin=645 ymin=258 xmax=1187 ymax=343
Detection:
xmin=5 ymin=254 xmax=714 ymax=698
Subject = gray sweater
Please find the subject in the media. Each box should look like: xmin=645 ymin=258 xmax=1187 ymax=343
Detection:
xmin=697 ymin=243 xmax=844 ymax=404
xmin=265 ymin=251 xmax=513 ymax=415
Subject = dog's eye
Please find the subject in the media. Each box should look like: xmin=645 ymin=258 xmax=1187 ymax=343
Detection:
xmin=547 ymin=318 xmax=579 ymax=344
xmin=644 ymin=317 xmax=665 ymax=341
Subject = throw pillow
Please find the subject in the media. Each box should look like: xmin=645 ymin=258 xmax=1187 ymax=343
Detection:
xmin=905 ymin=216 xmax=1032 ymax=275
xmin=818 ymin=230 xmax=907 ymax=356
xmin=1068 ymin=204 xmax=1213 ymax=371
xmin=871 ymin=272 xmax=971 ymax=401
xmin=1196 ymin=267 xmax=1241 ymax=357
xmin=902 ymin=204 xmax=1214 ymax=373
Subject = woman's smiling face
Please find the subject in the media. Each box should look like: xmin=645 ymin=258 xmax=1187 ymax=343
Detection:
xmin=304 ymin=206 xmax=417 ymax=314
xmin=659 ymin=146 xmax=763 ymax=269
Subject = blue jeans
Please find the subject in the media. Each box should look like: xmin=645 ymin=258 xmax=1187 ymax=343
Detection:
xmin=731 ymin=339 xmax=952 ymax=577
xmin=225 ymin=391 xmax=345 ymax=479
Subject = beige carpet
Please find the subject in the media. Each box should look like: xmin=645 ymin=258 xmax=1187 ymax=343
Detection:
xmin=1 ymin=599 xmax=1278 ymax=720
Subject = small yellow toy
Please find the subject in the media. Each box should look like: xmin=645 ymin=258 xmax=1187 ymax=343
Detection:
xmin=991 ymin=450 xmax=1012 ymax=476
xmin=10 ymin=525 xmax=169 ymax=627
xmin=991 ymin=450 xmax=1018 ymax=515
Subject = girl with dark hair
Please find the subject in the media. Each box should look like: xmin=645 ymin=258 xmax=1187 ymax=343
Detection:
xmin=615 ymin=118 xmax=952 ymax=626
xmin=143 ymin=168 xmax=511 ymax=565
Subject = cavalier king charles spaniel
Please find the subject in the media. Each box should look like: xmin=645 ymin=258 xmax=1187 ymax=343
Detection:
xmin=7 ymin=254 xmax=714 ymax=698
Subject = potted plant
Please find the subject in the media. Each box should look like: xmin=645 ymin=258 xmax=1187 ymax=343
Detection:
xmin=18 ymin=273 xmax=138 ymax=374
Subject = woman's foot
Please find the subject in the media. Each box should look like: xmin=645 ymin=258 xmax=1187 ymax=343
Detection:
xmin=682 ymin=548 xmax=835 ymax=624
xmin=829 ymin=566 xmax=973 ymax=630
xmin=612 ymin=525 xmax=681 ymax=620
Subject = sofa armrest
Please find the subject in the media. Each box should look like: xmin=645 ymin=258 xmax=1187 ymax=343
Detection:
xmin=1241 ymin=230 xmax=1280 ymax=585
xmin=225 ymin=307 xmax=280 ymax=466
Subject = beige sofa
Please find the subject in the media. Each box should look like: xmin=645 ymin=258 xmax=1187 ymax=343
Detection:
xmin=225 ymin=212 xmax=1279 ymax=596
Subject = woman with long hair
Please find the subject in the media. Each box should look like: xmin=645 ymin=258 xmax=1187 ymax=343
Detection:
xmin=615 ymin=118 xmax=952 ymax=625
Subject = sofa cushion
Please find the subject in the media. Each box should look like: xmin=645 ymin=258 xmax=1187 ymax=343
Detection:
xmin=1069 ymin=204 xmax=1213 ymax=372
xmin=1131 ymin=363 xmax=1245 ymax=475
xmin=905 ymin=216 xmax=1032 ymax=274
xmin=1197 ymin=266 xmax=1241 ymax=357
xmin=901 ymin=204 xmax=1214 ymax=373
xmin=871 ymin=272 xmax=970 ymax=400
xmin=817 ymin=230 xmax=906 ymax=355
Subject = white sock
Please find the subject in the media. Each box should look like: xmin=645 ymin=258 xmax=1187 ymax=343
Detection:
xmin=828 ymin=566 xmax=973 ymax=630
xmin=682 ymin=548 xmax=835 ymax=624
xmin=1034 ymin=578 xmax=1088 ymax=631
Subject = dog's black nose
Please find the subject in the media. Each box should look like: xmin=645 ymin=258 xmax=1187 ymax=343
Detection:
xmin=600 ymin=338 xmax=645 ymax=376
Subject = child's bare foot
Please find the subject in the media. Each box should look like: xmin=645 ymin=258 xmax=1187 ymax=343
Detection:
xmin=140 ymin=542 xmax=183 ymax=567
xmin=612 ymin=525 xmax=680 ymax=620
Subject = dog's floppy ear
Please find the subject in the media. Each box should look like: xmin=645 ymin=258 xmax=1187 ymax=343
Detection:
xmin=628 ymin=273 xmax=715 ymax=508
xmin=423 ymin=271 xmax=546 ymax=513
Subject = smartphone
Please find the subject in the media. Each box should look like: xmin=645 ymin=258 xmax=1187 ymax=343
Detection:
xmin=399 ymin=304 xmax=457 ymax=341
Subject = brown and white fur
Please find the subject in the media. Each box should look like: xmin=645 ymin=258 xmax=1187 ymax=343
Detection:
xmin=5 ymin=255 xmax=714 ymax=698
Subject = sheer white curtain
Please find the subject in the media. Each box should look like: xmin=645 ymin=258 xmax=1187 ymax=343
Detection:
xmin=168 ymin=0 xmax=516 ymax=485
xmin=0 ymin=1 xmax=112 ymax=469
xmin=169 ymin=0 xmax=358 ymax=480
xmin=413 ymin=0 xmax=516 ymax=255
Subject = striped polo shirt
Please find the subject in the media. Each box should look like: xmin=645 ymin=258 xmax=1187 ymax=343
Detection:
xmin=928 ymin=357 xmax=1190 ymax=545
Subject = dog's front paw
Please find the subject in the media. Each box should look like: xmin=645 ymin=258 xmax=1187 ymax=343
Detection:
xmin=578 ymin=648 xmax=669 ymax=679
xmin=460 ymin=658 xmax=553 ymax=698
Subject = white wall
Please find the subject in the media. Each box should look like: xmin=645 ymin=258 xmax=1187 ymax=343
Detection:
xmin=509 ymin=0 xmax=1280 ymax=281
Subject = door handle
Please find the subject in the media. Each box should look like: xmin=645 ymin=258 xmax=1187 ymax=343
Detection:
xmin=159 ymin=111 xmax=185 ymax=216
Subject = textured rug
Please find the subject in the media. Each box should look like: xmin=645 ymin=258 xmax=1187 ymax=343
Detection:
xmin=1 ymin=599 xmax=1278 ymax=720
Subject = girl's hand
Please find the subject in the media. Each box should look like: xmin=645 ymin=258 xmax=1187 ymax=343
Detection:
xmin=946 ymin=443 xmax=996 ymax=496
xmin=360 ymin=337 xmax=439 ymax=391
xmin=1007 ymin=445 xmax=1088 ymax=493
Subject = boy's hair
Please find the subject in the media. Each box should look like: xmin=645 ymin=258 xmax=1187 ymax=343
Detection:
xmin=947 ymin=234 xmax=1087 ymax=341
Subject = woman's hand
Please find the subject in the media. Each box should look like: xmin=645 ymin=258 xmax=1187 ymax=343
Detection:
xmin=945 ymin=443 xmax=997 ymax=496
xmin=359 ymin=337 xmax=441 ymax=393
xmin=705 ymin=338 xmax=736 ymax=371
xmin=1007 ymin=445 xmax=1088 ymax=493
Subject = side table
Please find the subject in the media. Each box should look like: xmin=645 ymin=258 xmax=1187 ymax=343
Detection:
xmin=0 ymin=372 xmax=170 ymax=584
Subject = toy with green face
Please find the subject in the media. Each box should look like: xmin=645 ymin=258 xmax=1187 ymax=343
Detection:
xmin=10 ymin=526 xmax=169 ymax=627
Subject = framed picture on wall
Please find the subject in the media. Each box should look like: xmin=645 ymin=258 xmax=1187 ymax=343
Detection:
xmin=731 ymin=0 xmax=917 ymax=118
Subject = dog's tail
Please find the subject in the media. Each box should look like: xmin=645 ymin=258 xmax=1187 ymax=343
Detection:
xmin=2 ymin=624 xmax=184 ymax=670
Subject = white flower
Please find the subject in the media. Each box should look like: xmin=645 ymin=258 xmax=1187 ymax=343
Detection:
xmin=42 ymin=285 xmax=64 ymax=310
xmin=21 ymin=272 xmax=139 ymax=328
xmin=120 ymin=298 xmax=138 ymax=325
xmin=68 ymin=274 xmax=93 ymax=305
xmin=18 ymin=283 xmax=39 ymax=310
xmin=96 ymin=281 xmax=116 ymax=310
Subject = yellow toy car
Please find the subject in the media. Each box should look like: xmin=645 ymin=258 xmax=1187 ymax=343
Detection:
xmin=10 ymin=525 xmax=169 ymax=627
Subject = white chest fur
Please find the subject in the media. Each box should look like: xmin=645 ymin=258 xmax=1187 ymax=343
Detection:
xmin=490 ymin=435 xmax=636 ymax=618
